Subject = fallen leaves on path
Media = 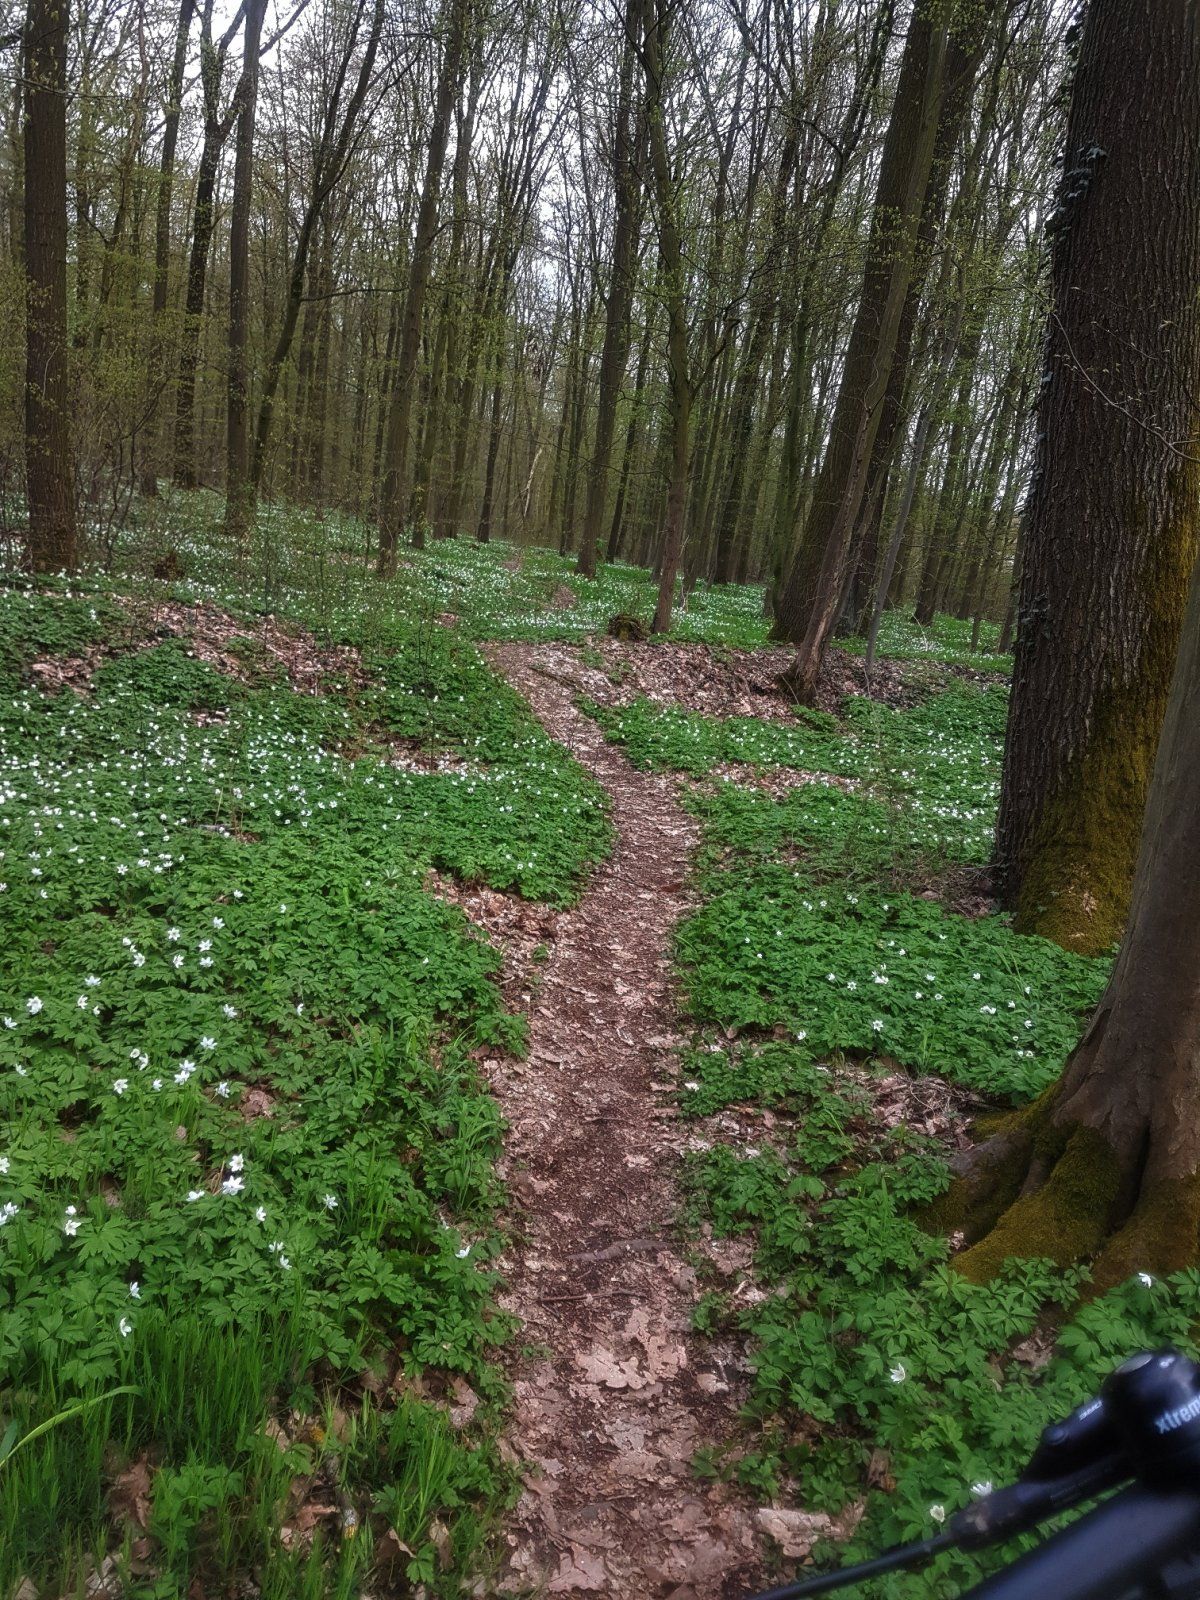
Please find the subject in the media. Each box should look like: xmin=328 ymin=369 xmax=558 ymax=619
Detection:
xmin=755 ymin=1503 xmax=864 ymax=1559
xmin=482 ymin=642 xmax=768 ymax=1597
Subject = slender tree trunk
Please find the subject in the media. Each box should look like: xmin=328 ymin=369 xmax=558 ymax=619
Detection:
xmin=849 ymin=34 xmax=1000 ymax=630
xmin=711 ymin=128 xmax=798 ymax=586
xmin=224 ymin=0 xmax=267 ymax=543
xmin=173 ymin=41 xmax=233 ymax=489
xmin=476 ymin=373 xmax=504 ymax=542
xmin=913 ymin=343 xmax=981 ymax=622
xmin=865 ymin=399 xmax=937 ymax=675
xmin=994 ymin=0 xmax=1200 ymax=956
xmin=377 ymin=0 xmax=469 ymax=572
xmin=606 ymin=309 xmax=652 ymax=562
xmin=773 ymin=0 xmax=990 ymax=698
xmin=23 ymin=0 xmax=76 ymax=571
xmin=251 ymin=0 xmax=382 ymax=496
xmin=578 ymin=0 xmax=641 ymax=580
xmin=306 ymin=221 xmax=335 ymax=505
xmin=141 ymin=0 xmax=195 ymax=496
xmin=412 ymin=75 xmax=478 ymax=539
xmin=440 ymin=254 xmax=504 ymax=542
xmin=371 ymin=289 xmax=401 ymax=503
xmin=642 ymin=0 xmax=689 ymax=635
xmin=952 ymin=364 xmax=1024 ymax=619
xmin=559 ymin=316 xmax=594 ymax=556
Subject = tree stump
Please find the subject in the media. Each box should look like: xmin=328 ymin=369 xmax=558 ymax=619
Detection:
xmin=607 ymin=613 xmax=649 ymax=642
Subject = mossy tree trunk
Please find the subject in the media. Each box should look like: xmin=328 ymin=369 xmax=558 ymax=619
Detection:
xmin=994 ymin=0 xmax=1200 ymax=957
xmin=951 ymin=534 xmax=1200 ymax=1289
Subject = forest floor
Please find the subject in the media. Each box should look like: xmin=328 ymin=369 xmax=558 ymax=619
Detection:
xmin=480 ymin=642 xmax=762 ymax=1598
xmin=1 ymin=511 xmax=1196 ymax=1600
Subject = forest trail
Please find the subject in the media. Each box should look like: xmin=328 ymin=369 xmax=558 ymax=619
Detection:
xmin=481 ymin=642 xmax=766 ymax=1600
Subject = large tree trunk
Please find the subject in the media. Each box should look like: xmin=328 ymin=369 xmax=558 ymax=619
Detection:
xmin=772 ymin=0 xmax=988 ymax=696
xmin=994 ymin=0 xmax=1200 ymax=956
xmin=947 ymin=522 xmax=1200 ymax=1291
xmin=23 ymin=0 xmax=76 ymax=572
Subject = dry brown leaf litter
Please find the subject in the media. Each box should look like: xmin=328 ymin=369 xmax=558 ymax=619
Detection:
xmin=27 ymin=598 xmax=368 ymax=697
xmin=482 ymin=642 xmax=771 ymax=1599
xmin=541 ymin=637 xmax=948 ymax=721
xmin=466 ymin=642 xmax=992 ymax=1595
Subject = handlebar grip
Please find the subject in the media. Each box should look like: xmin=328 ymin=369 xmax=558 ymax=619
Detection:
xmin=961 ymin=1486 xmax=1200 ymax=1600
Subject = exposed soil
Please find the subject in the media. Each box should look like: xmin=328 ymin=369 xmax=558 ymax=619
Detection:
xmin=27 ymin=597 xmax=367 ymax=696
xmin=469 ymin=638 xmax=1002 ymax=1596
xmin=426 ymin=868 xmax=563 ymax=1014
xmin=902 ymin=864 xmax=997 ymax=921
xmin=481 ymin=642 xmax=770 ymax=1600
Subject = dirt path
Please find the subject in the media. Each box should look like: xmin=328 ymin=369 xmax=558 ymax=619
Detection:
xmin=481 ymin=642 xmax=765 ymax=1600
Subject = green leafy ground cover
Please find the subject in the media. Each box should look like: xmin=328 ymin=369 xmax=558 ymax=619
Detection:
xmin=0 ymin=583 xmax=607 ymax=1595
xmin=840 ymin=611 xmax=1012 ymax=675
xmin=597 ymin=681 xmax=1008 ymax=866
xmin=584 ymin=699 xmax=851 ymax=778
xmin=679 ymin=878 xmax=1105 ymax=1101
xmin=0 ymin=502 xmax=1048 ymax=1598
xmin=0 ymin=587 xmax=125 ymax=694
xmin=581 ymin=670 xmax=1193 ymax=1595
xmin=665 ymin=679 xmax=1108 ymax=1104
xmin=110 ymin=492 xmax=771 ymax=650
xmin=102 ymin=489 xmax=1011 ymax=666
xmin=685 ymin=1057 xmax=1200 ymax=1595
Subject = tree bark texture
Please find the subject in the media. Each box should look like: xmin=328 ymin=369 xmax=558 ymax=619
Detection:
xmin=641 ymin=0 xmax=690 ymax=635
xmin=994 ymin=0 xmax=1200 ymax=956
xmin=141 ymin=0 xmax=195 ymax=496
xmin=577 ymin=0 xmax=641 ymax=579
xmin=950 ymin=514 xmax=1200 ymax=1289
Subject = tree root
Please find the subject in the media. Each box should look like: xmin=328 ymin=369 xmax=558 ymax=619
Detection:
xmin=918 ymin=1090 xmax=1200 ymax=1293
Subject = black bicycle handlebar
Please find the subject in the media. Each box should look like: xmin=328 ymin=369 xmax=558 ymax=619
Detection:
xmin=961 ymin=1485 xmax=1200 ymax=1600
xmin=748 ymin=1348 xmax=1200 ymax=1600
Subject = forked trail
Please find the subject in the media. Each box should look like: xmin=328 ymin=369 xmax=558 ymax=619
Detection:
xmin=482 ymin=643 xmax=765 ymax=1600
